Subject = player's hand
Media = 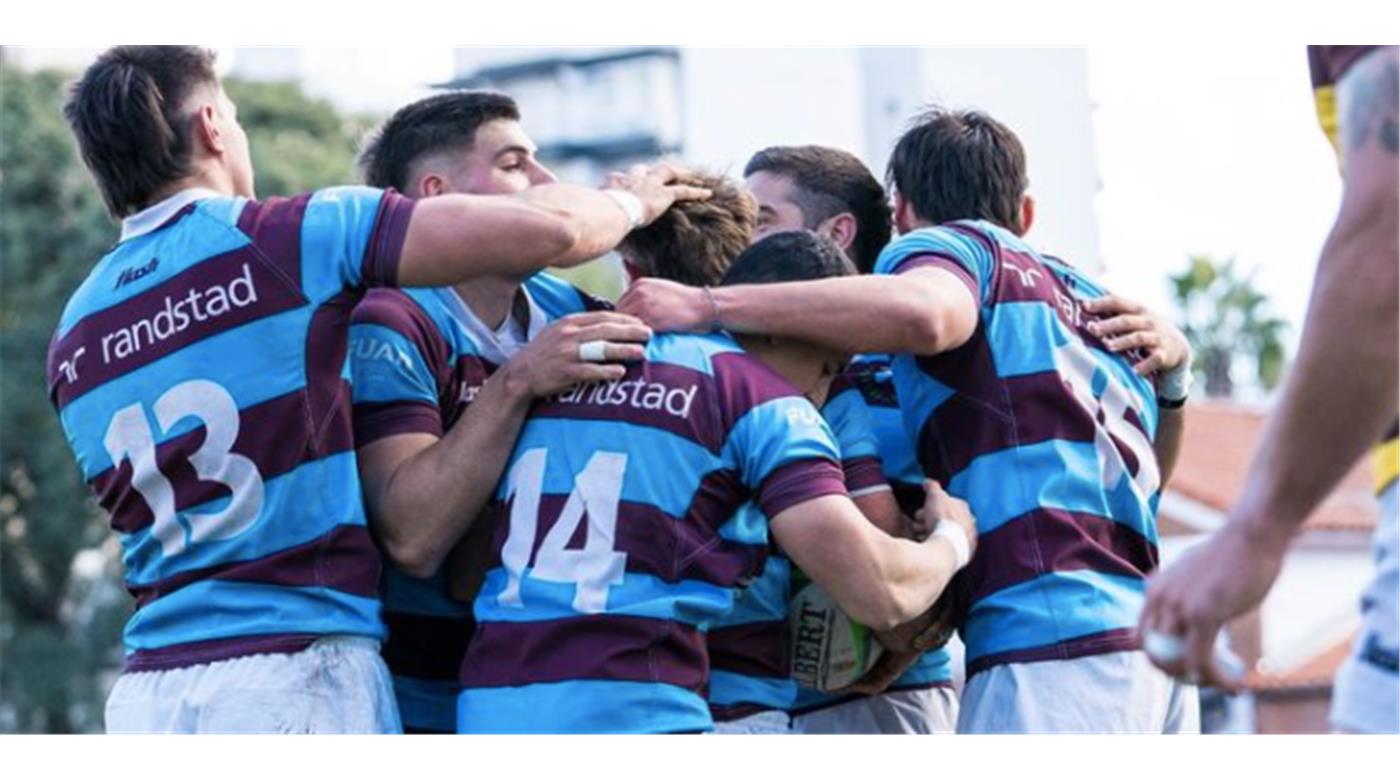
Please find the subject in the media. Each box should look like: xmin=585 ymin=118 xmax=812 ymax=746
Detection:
xmin=835 ymin=648 xmax=923 ymax=697
xmin=913 ymin=480 xmax=978 ymax=557
xmin=1138 ymin=520 xmax=1285 ymax=693
xmin=500 ymin=311 xmax=650 ymax=397
xmin=616 ymin=277 xmax=717 ymax=334
xmin=1084 ymin=294 xmax=1192 ymax=376
xmin=606 ymin=163 xmax=711 ymax=226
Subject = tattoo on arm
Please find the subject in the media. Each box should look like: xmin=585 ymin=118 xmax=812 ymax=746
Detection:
xmin=1341 ymin=47 xmax=1399 ymax=156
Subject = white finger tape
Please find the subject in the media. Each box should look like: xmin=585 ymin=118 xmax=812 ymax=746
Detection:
xmin=577 ymin=340 xmax=609 ymax=363
xmin=1142 ymin=629 xmax=1187 ymax=665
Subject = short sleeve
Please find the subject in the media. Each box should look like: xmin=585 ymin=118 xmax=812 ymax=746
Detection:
xmin=719 ymin=382 xmax=846 ymax=520
xmin=822 ymin=377 xmax=890 ymax=498
xmin=873 ymin=224 xmax=993 ymax=306
xmin=303 ymin=186 xmax=415 ymax=294
xmin=349 ymin=291 xmax=445 ymax=444
xmin=524 ymin=271 xmax=616 ymax=319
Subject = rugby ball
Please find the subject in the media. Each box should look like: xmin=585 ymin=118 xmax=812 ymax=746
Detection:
xmin=788 ymin=577 xmax=882 ymax=692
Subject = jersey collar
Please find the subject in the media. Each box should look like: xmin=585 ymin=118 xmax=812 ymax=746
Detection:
xmin=120 ymin=188 xmax=225 ymax=242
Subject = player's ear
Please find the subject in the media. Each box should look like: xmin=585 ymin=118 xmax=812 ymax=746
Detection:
xmin=192 ymin=103 xmax=224 ymax=156
xmin=419 ymin=174 xmax=447 ymax=199
xmin=1018 ymin=194 xmax=1035 ymax=236
xmin=818 ymin=213 xmax=858 ymax=255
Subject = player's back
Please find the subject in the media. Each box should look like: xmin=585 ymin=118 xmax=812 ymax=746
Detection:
xmin=875 ymin=220 xmax=1161 ymax=677
xmin=457 ymin=331 xmax=846 ymax=734
xmin=46 ymin=186 xmax=413 ymax=671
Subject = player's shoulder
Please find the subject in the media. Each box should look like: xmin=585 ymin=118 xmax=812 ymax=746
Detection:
xmin=875 ymin=220 xmax=1003 ymax=274
xmin=351 ymin=287 xmax=465 ymax=354
xmin=644 ymin=331 xmax=746 ymax=377
xmin=523 ymin=271 xmax=614 ymax=321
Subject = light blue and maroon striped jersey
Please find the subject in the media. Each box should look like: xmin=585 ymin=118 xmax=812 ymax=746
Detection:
xmin=348 ymin=272 xmax=608 ymax=733
xmin=791 ymin=356 xmax=955 ymax=715
xmin=457 ymin=332 xmax=848 ymax=734
xmin=874 ymin=220 xmax=1161 ymax=678
xmin=707 ymin=366 xmax=900 ymax=720
xmin=45 ymin=186 xmax=415 ymax=671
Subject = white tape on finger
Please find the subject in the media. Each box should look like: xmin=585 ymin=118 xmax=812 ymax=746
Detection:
xmin=577 ymin=340 xmax=609 ymax=363
xmin=1143 ymin=629 xmax=1187 ymax=665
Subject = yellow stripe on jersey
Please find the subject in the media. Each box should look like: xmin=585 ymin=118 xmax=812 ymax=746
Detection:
xmin=1314 ymin=85 xmax=1342 ymax=162
xmin=1377 ymin=436 xmax=1399 ymax=495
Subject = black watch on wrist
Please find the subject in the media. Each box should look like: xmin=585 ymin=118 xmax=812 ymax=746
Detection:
xmin=1157 ymin=395 xmax=1187 ymax=410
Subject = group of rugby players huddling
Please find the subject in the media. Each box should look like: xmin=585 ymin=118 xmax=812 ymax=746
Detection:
xmin=46 ymin=45 xmax=1397 ymax=735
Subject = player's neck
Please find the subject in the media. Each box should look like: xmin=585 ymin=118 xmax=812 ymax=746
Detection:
xmin=147 ymin=166 xmax=238 ymax=207
xmin=454 ymin=277 xmax=524 ymax=331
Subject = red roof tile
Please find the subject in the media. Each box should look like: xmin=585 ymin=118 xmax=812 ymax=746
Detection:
xmin=1165 ymin=402 xmax=1378 ymax=533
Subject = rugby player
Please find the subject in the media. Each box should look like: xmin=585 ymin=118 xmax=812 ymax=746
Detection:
xmin=740 ymin=144 xmax=960 ymax=734
xmin=348 ymin=91 xmax=652 ymax=733
xmin=619 ymin=108 xmax=1197 ymax=733
xmin=1140 ymin=45 xmax=1398 ymax=734
xmin=46 ymin=47 xmax=705 ymax=733
xmin=454 ymin=231 xmax=979 ymax=734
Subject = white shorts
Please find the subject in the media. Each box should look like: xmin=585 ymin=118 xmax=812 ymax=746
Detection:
xmin=105 ymin=636 xmax=401 ymax=734
xmin=791 ymin=687 xmax=958 ymax=735
xmin=711 ymin=710 xmax=792 ymax=734
xmin=958 ymin=650 xmax=1199 ymax=734
xmin=1330 ymin=483 xmax=1399 ymax=734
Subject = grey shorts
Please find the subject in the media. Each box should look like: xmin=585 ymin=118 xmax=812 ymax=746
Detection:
xmin=1330 ymin=483 xmax=1399 ymax=734
xmin=791 ymin=687 xmax=958 ymax=734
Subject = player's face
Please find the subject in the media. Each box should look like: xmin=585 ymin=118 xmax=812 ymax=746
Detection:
xmin=453 ymin=119 xmax=557 ymax=196
xmin=746 ymin=171 xmax=810 ymax=244
xmin=214 ymin=87 xmax=255 ymax=199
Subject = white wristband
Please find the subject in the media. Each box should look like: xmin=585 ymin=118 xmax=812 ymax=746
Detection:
xmin=603 ymin=189 xmax=646 ymax=230
xmin=932 ymin=521 xmax=972 ymax=570
xmin=1157 ymin=363 xmax=1193 ymax=402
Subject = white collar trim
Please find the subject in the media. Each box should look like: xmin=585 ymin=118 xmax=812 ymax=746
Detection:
xmin=120 ymin=188 xmax=225 ymax=241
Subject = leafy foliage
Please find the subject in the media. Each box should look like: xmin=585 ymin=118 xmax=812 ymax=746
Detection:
xmin=1170 ymin=255 xmax=1289 ymax=398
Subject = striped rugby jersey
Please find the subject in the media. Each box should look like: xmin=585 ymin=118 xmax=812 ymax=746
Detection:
xmin=45 ymin=186 xmax=415 ymax=671
xmin=706 ymin=366 xmax=889 ymax=721
xmin=456 ymin=332 xmax=848 ymax=734
xmin=875 ymin=220 xmax=1162 ymax=679
xmin=790 ymin=355 xmax=955 ymax=715
xmin=348 ymin=272 xmax=608 ymax=733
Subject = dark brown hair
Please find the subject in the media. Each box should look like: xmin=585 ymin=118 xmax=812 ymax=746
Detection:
xmin=617 ymin=171 xmax=757 ymax=287
xmin=744 ymin=145 xmax=891 ymax=274
xmin=887 ymin=107 xmax=1028 ymax=233
xmin=64 ymin=46 xmax=220 ymax=218
xmin=359 ymin=90 xmax=521 ymax=192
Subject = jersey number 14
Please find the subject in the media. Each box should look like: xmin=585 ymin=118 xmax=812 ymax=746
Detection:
xmin=497 ymin=448 xmax=630 ymax=615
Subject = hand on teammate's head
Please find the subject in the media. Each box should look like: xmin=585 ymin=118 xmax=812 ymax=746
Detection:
xmin=605 ymin=162 xmax=712 ymax=226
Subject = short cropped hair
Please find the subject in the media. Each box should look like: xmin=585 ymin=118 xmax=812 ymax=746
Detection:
xmin=359 ymin=91 xmax=520 ymax=192
xmin=743 ymin=145 xmax=891 ymax=274
xmin=887 ymin=107 xmax=1029 ymax=233
xmin=720 ymin=230 xmax=856 ymax=287
xmin=617 ymin=171 xmax=757 ymax=287
xmin=63 ymin=46 xmax=220 ymax=218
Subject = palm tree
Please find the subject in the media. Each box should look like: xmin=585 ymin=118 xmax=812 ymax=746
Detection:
xmin=1170 ymin=255 xmax=1289 ymax=398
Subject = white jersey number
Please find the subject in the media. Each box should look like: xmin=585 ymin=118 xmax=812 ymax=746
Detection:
xmin=103 ymin=379 xmax=265 ymax=557
xmin=1054 ymin=340 xmax=1160 ymax=501
xmin=497 ymin=448 xmax=629 ymax=614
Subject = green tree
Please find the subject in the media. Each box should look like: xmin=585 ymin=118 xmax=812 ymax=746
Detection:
xmin=1170 ymin=255 xmax=1289 ymax=398
xmin=0 ymin=64 xmax=373 ymax=732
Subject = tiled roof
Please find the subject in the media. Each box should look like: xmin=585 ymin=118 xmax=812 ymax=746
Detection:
xmin=1163 ymin=402 xmax=1378 ymax=533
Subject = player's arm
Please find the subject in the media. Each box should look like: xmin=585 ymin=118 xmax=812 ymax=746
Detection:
xmin=396 ymin=165 xmax=710 ymax=287
xmin=1141 ymin=46 xmax=1398 ymax=688
xmin=771 ymin=481 xmax=977 ymax=631
xmin=361 ymin=312 xmax=650 ymax=578
xmin=1084 ymin=293 xmax=1194 ymax=485
xmin=618 ymin=267 xmax=979 ymax=356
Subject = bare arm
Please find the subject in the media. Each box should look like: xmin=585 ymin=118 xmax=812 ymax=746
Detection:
xmin=1140 ymin=46 xmax=1399 ymax=690
xmin=617 ymin=267 xmax=979 ymax=356
xmin=1153 ymin=407 xmax=1186 ymax=486
xmin=396 ymin=167 xmax=711 ymax=287
xmin=770 ymin=482 xmax=976 ymax=631
xmin=360 ymin=313 xmax=651 ymax=577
